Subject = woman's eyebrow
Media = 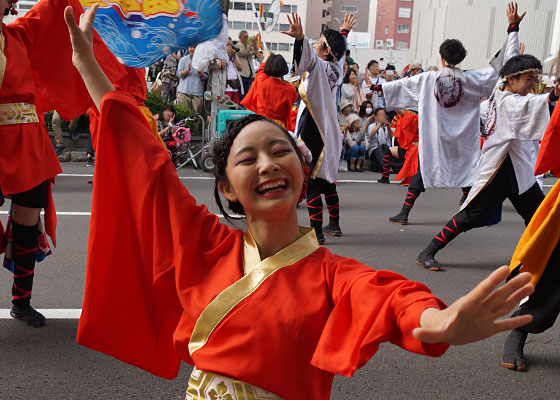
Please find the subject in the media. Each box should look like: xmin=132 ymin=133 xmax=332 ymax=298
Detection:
xmin=234 ymin=146 xmax=255 ymax=156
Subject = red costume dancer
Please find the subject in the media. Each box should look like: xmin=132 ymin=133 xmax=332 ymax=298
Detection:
xmin=67 ymin=6 xmax=536 ymax=398
xmin=241 ymin=52 xmax=298 ymax=129
xmin=0 ymin=0 xmax=124 ymax=326
xmin=393 ymin=111 xmax=419 ymax=185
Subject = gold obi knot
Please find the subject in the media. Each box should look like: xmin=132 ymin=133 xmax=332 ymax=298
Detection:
xmin=412 ymin=140 xmax=419 ymax=145
xmin=0 ymin=103 xmax=39 ymax=125
xmin=186 ymin=367 xmax=283 ymax=400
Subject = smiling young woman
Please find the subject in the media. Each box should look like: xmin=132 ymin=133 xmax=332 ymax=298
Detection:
xmin=69 ymin=5 xmax=536 ymax=400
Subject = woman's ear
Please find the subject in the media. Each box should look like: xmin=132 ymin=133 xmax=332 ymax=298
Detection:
xmin=218 ymin=180 xmax=239 ymax=203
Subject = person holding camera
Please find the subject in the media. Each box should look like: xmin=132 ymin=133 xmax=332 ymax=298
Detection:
xmin=237 ymin=30 xmax=258 ymax=101
xmin=225 ymin=38 xmax=243 ymax=104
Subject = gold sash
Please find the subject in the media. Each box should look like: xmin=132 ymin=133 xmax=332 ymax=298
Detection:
xmin=0 ymin=103 xmax=40 ymax=125
xmin=185 ymin=367 xmax=283 ymax=400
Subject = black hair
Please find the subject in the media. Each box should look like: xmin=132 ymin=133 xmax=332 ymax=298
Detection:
xmin=374 ymin=107 xmax=387 ymax=116
xmin=211 ymin=114 xmax=304 ymax=222
xmin=385 ymin=64 xmax=396 ymax=71
xmin=264 ymin=54 xmax=289 ymax=78
xmin=321 ymin=29 xmax=347 ymax=62
xmin=367 ymin=60 xmax=379 ymax=69
xmin=158 ymin=104 xmax=176 ymax=122
xmin=499 ymin=54 xmax=542 ymax=80
xmin=342 ymin=69 xmax=357 ymax=84
xmin=439 ymin=39 xmax=467 ymax=66
xmin=346 ymin=49 xmax=351 ymax=56
xmin=358 ymin=100 xmax=374 ymax=118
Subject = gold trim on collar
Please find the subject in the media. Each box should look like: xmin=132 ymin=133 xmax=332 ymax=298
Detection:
xmin=188 ymin=227 xmax=319 ymax=356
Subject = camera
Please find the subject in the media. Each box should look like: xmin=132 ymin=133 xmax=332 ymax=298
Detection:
xmin=232 ymin=46 xmax=240 ymax=52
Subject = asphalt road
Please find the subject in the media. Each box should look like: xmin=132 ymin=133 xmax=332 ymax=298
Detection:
xmin=1 ymin=163 xmax=558 ymax=400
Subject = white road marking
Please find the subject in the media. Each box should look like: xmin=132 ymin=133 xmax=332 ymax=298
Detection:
xmin=0 ymin=308 xmax=82 ymax=319
xmin=0 ymin=211 xmax=233 ymax=218
xmin=57 ymin=173 xmax=555 ymax=187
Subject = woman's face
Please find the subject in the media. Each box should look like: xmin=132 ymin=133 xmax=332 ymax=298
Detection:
xmin=364 ymin=103 xmax=373 ymax=115
xmin=348 ymin=71 xmax=357 ymax=84
xmin=351 ymin=120 xmax=361 ymax=131
xmin=220 ymin=121 xmax=304 ymax=219
xmin=342 ymin=105 xmax=352 ymax=116
xmin=162 ymin=109 xmax=174 ymax=122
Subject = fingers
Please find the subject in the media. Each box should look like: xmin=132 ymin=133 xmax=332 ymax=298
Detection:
xmin=492 ymin=283 xmax=534 ymax=317
xmin=482 ymin=271 xmax=532 ymax=311
xmin=493 ymin=314 xmax=532 ymax=333
xmin=64 ymin=6 xmax=79 ymax=33
xmin=519 ymin=11 xmax=526 ymax=21
xmin=466 ymin=265 xmax=510 ymax=303
xmin=286 ymin=13 xmax=293 ymax=25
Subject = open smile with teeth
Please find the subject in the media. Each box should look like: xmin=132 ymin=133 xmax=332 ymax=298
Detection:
xmin=256 ymin=179 xmax=289 ymax=194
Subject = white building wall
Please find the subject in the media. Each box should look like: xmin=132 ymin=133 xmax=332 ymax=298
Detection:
xmin=227 ymin=0 xmax=308 ymax=60
xmin=410 ymin=0 xmax=559 ymax=71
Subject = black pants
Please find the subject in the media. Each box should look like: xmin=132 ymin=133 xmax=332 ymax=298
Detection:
xmin=306 ymin=177 xmax=339 ymax=226
xmin=409 ymin=161 xmax=425 ymax=192
xmin=11 ymin=181 xmax=47 ymax=208
xmin=454 ymin=157 xmax=544 ymax=232
xmin=511 ymin=238 xmax=560 ymax=334
xmin=370 ymin=146 xmax=387 ymax=172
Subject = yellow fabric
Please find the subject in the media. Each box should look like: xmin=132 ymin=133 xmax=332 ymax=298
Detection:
xmin=186 ymin=367 xmax=283 ymax=400
xmin=0 ymin=31 xmax=5 ymax=91
xmin=139 ymin=105 xmax=166 ymax=147
xmin=0 ymin=102 xmax=39 ymax=125
xmin=188 ymin=227 xmax=319 ymax=356
xmin=510 ymin=179 xmax=560 ymax=286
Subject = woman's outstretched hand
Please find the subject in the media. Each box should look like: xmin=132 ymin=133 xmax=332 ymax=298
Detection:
xmin=340 ymin=13 xmax=356 ymax=32
xmin=281 ymin=12 xmax=304 ymax=41
xmin=414 ymin=266 xmax=534 ymax=346
xmin=64 ymin=4 xmax=98 ymax=72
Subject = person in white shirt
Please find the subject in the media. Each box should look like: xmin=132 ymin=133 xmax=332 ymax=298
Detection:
xmin=362 ymin=60 xmax=386 ymax=109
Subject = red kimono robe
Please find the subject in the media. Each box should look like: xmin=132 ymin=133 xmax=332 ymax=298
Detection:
xmin=0 ymin=0 xmax=125 ymax=245
xmin=77 ymin=92 xmax=449 ymax=399
xmin=394 ymin=112 xmax=420 ymax=185
xmin=240 ymin=62 xmax=298 ymax=128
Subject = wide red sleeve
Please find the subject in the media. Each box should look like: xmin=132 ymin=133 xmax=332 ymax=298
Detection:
xmin=393 ymin=113 xmax=418 ymax=150
xmin=9 ymin=0 xmax=126 ymax=119
xmin=311 ymin=257 xmax=449 ymax=377
xmin=77 ymin=91 xmax=234 ymax=379
xmin=535 ymin=103 xmax=560 ymax=176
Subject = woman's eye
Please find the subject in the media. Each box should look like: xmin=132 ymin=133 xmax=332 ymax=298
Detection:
xmin=237 ymin=158 xmax=255 ymax=165
xmin=273 ymin=148 xmax=292 ymax=156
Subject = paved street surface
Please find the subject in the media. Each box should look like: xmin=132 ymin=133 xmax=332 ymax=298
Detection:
xmin=1 ymin=163 xmax=559 ymax=399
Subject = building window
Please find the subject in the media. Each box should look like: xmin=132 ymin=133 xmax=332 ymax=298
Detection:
xmin=229 ymin=1 xmax=233 ymax=9
xmin=396 ymin=40 xmax=409 ymax=49
xmin=398 ymin=7 xmax=411 ymax=18
xmin=397 ymin=24 xmax=409 ymax=33
xmin=279 ymin=23 xmax=290 ymax=31
xmin=384 ymin=26 xmax=389 ymax=34
xmin=228 ymin=21 xmax=233 ymax=29
xmin=278 ymin=43 xmax=290 ymax=51
xmin=341 ymin=5 xmax=358 ymax=13
xmin=233 ymin=2 xmax=246 ymax=10
xmin=281 ymin=5 xmax=291 ymax=12
xmin=292 ymin=5 xmax=297 ymax=12
xmin=233 ymin=21 xmax=245 ymax=30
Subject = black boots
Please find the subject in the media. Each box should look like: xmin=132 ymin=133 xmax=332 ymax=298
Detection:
xmin=389 ymin=206 xmax=411 ymax=225
xmin=10 ymin=302 xmax=46 ymax=327
xmin=502 ymin=329 xmax=528 ymax=371
xmin=416 ymin=218 xmax=461 ymax=271
xmin=323 ymin=220 xmax=342 ymax=236
xmin=11 ymin=221 xmax=45 ymax=327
